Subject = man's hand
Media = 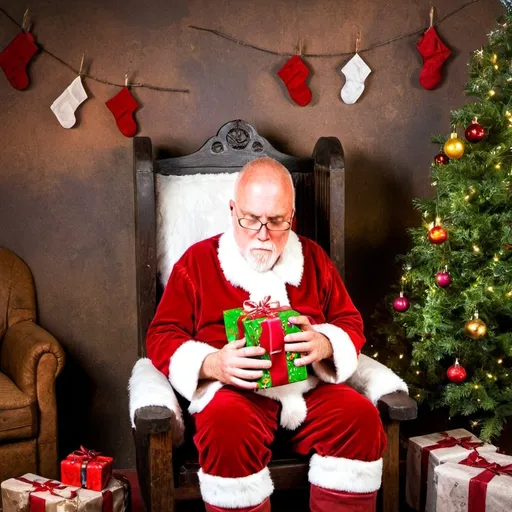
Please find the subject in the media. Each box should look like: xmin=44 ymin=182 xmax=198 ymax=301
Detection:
xmin=200 ymin=338 xmax=272 ymax=390
xmin=284 ymin=316 xmax=333 ymax=366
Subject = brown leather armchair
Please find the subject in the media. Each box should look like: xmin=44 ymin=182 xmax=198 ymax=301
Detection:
xmin=0 ymin=248 xmax=65 ymax=483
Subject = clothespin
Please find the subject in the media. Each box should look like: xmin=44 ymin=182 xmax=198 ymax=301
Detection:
xmin=125 ymin=72 xmax=130 ymax=87
xmin=355 ymin=30 xmax=361 ymax=54
xmin=79 ymin=53 xmax=85 ymax=76
xmin=297 ymin=38 xmax=303 ymax=56
xmin=22 ymin=8 xmax=30 ymax=32
xmin=430 ymin=6 xmax=435 ymax=28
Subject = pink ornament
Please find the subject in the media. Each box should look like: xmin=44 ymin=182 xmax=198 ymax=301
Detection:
xmin=436 ymin=271 xmax=452 ymax=288
xmin=393 ymin=292 xmax=410 ymax=312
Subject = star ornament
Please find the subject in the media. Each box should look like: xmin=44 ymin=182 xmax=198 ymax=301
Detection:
xmin=474 ymin=49 xmax=484 ymax=58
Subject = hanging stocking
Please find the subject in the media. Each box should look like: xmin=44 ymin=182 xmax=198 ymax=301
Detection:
xmin=417 ymin=27 xmax=451 ymax=90
xmin=0 ymin=31 xmax=38 ymax=91
xmin=105 ymin=86 xmax=139 ymax=137
xmin=51 ymin=76 xmax=88 ymax=128
xmin=340 ymin=53 xmax=371 ymax=104
xmin=277 ymin=55 xmax=312 ymax=107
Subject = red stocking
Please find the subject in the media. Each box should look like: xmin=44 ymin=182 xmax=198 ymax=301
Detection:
xmin=0 ymin=31 xmax=38 ymax=91
xmin=277 ymin=55 xmax=312 ymax=106
xmin=105 ymin=86 xmax=139 ymax=137
xmin=417 ymin=27 xmax=451 ymax=90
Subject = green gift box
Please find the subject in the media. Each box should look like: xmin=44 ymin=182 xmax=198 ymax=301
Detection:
xmin=223 ymin=304 xmax=308 ymax=389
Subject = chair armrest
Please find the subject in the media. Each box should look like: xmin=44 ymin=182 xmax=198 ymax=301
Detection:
xmin=0 ymin=320 xmax=65 ymax=396
xmin=129 ymin=358 xmax=185 ymax=445
xmin=134 ymin=406 xmax=175 ymax=434
xmin=378 ymin=391 xmax=418 ymax=421
xmin=347 ymin=353 xmax=409 ymax=404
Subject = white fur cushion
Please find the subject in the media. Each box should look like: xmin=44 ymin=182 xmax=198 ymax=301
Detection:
xmin=156 ymin=172 xmax=239 ymax=286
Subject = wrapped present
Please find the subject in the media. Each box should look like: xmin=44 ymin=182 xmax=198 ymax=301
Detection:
xmin=61 ymin=446 xmax=113 ymax=491
xmin=434 ymin=450 xmax=512 ymax=512
xmin=406 ymin=429 xmax=497 ymax=511
xmin=224 ymin=296 xmax=308 ymax=389
xmin=1 ymin=473 xmax=80 ymax=511
xmin=1 ymin=474 xmax=128 ymax=512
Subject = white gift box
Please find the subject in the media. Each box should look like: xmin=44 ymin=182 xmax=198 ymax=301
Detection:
xmin=406 ymin=428 xmax=497 ymax=511
xmin=434 ymin=451 xmax=512 ymax=512
xmin=1 ymin=473 xmax=126 ymax=512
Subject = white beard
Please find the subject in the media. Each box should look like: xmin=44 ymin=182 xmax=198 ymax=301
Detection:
xmin=244 ymin=242 xmax=279 ymax=272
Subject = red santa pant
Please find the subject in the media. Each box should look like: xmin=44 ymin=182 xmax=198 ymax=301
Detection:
xmin=193 ymin=381 xmax=386 ymax=508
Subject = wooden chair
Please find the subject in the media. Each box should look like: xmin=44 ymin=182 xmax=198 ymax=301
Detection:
xmin=130 ymin=120 xmax=417 ymax=512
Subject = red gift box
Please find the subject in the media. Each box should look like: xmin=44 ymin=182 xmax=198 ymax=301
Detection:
xmin=61 ymin=446 xmax=113 ymax=491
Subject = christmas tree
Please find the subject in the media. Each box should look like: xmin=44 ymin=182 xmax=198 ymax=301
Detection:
xmin=373 ymin=3 xmax=512 ymax=441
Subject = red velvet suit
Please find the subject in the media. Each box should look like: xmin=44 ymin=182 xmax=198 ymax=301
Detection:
xmin=146 ymin=229 xmax=386 ymax=510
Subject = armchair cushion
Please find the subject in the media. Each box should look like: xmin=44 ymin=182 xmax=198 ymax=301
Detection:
xmin=0 ymin=372 xmax=37 ymax=442
xmin=0 ymin=321 xmax=65 ymax=398
xmin=347 ymin=354 xmax=408 ymax=405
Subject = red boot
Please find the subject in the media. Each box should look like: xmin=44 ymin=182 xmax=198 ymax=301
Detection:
xmin=310 ymin=484 xmax=377 ymax=512
xmin=205 ymin=497 xmax=271 ymax=512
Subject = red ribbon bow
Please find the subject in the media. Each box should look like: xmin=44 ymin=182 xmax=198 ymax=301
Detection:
xmin=242 ymin=296 xmax=284 ymax=319
xmin=15 ymin=477 xmax=78 ymax=512
xmin=72 ymin=445 xmax=102 ymax=460
xmin=420 ymin=432 xmax=484 ymax=510
xmin=458 ymin=450 xmax=512 ymax=512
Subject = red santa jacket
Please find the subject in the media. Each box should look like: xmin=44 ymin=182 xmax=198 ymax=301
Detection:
xmin=146 ymin=229 xmax=365 ymax=429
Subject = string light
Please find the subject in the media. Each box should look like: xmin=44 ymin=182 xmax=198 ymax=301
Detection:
xmin=399 ymin=354 xmax=404 ymax=359
xmin=498 ymin=359 xmax=503 ymax=364
xmin=488 ymin=89 xmax=496 ymax=97
xmin=473 ymin=245 xmax=480 ymax=252
xmin=416 ymin=370 xmax=421 ymax=375
xmin=487 ymin=286 xmax=494 ymax=292
xmin=435 ymin=216 xmax=442 ymax=224
xmin=373 ymin=352 xmax=379 ymax=358
xmin=471 ymin=420 xmax=479 ymax=427
xmin=493 ymin=255 xmax=499 ymax=262
xmin=474 ymin=384 xmax=479 ymax=389
xmin=495 ymin=163 xmax=502 ymax=169
xmin=491 ymin=53 xmax=498 ymax=64
xmin=487 ymin=373 xmax=493 ymax=379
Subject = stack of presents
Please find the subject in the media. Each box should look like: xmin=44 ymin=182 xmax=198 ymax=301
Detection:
xmin=1 ymin=447 xmax=130 ymax=511
xmin=406 ymin=428 xmax=512 ymax=511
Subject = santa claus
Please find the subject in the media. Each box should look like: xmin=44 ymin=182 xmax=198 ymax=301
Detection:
xmin=146 ymin=157 xmax=386 ymax=511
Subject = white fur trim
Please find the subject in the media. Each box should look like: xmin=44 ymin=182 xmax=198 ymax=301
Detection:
xmin=311 ymin=324 xmax=359 ymax=384
xmin=128 ymin=358 xmax=185 ymax=445
xmin=189 ymin=380 xmax=225 ymax=415
xmin=156 ymin=172 xmax=238 ymax=286
xmin=257 ymin=376 xmax=319 ymax=430
xmin=217 ymin=228 xmax=304 ymax=305
xmin=348 ymin=353 xmax=409 ymax=404
xmin=309 ymin=454 xmax=383 ymax=493
xmin=198 ymin=466 xmax=273 ymax=508
xmin=169 ymin=341 xmax=218 ymax=401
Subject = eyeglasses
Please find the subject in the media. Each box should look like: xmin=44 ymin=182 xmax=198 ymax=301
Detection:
xmin=234 ymin=207 xmax=293 ymax=232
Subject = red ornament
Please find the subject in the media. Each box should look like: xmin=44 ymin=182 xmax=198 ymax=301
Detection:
xmin=464 ymin=118 xmax=485 ymax=143
xmin=428 ymin=225 xmax=448 ymax=244
xmin=447 ymin=359 xmax=467 ymax=383
xmin=393 ymin=292 xmax=410 ymax=312
xmin=436 ymin=270 xmax=452 ymax=287
xmin=434 ymin=153 xmax=450 ymax=166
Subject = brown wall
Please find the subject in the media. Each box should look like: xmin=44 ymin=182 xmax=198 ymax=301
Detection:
xmin=0 ymin=0 xmax=505 ymax=468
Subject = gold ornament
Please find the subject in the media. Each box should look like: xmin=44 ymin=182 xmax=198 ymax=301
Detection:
xmin=444 ymin=132 xmax=465 ymax=159
xmin=465 ymin=317 xmax=487 ymax=339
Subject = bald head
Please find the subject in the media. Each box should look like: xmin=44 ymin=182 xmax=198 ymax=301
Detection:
xmin=234 ymin=157 xmax=295 ymax=207
xmin=230 ymin=157 xmax=295 ymax=272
